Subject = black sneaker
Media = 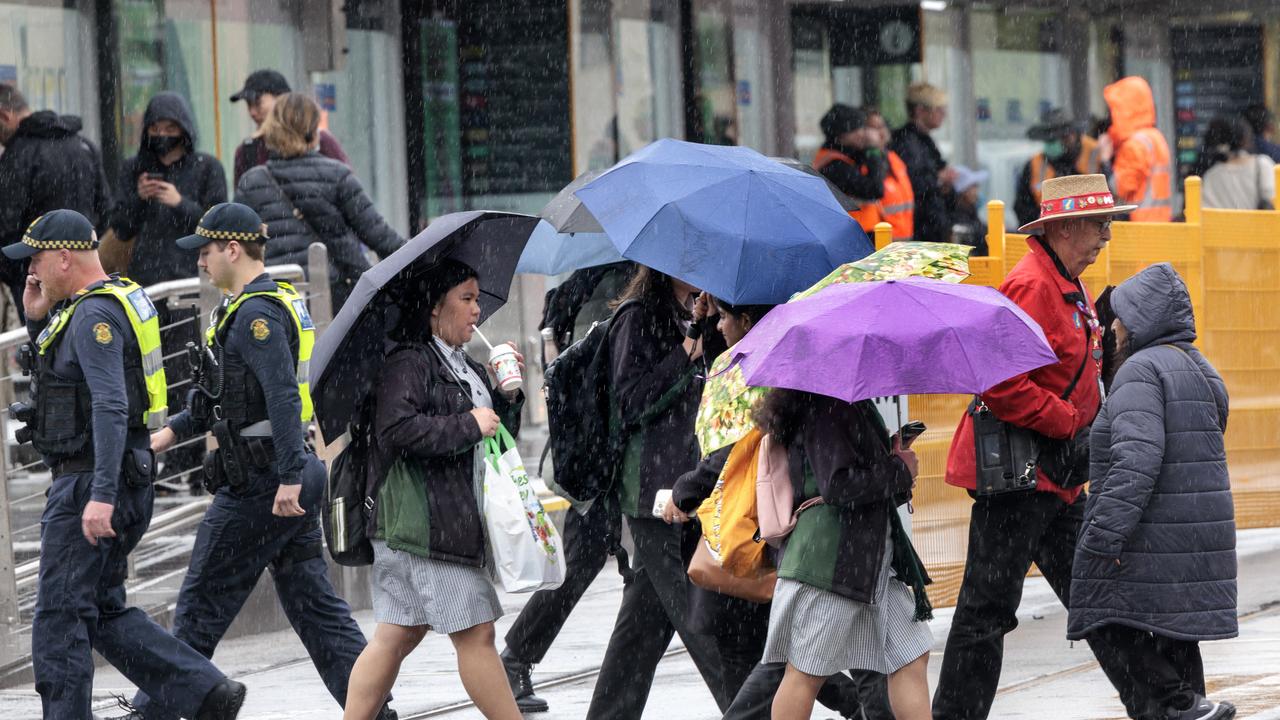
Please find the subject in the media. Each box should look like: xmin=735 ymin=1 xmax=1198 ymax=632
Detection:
xmin=502 ymin=653 xmax=550 ymax=713
xmin=195 ymin=679 xmax=247 ymax=720
xmin=1168 ymin=695 xmax=1236 ymax=720
xmin=377 ymin=703 xmax=399 ymax=720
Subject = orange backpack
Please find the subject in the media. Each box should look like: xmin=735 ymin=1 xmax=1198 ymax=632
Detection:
xmin=694 ymin=429 xmax=772 ymax=579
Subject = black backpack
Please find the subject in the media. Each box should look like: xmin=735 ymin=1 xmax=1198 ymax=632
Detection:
xmin=541 ymin=300 xmax=640 ymax=503
xmin=322 ymin=400 xmax=380 ymax=566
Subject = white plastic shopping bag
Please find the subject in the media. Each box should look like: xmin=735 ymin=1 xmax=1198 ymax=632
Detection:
xmin=483 ymin=424 xmax=566 ymax=592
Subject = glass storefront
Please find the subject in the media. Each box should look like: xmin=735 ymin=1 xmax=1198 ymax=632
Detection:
xmin=0 ymin=1 xmax=99 ymax=142
xmin=109 ymin=0 xmax=407 ymax=232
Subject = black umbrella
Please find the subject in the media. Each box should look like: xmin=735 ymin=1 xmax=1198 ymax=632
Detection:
xmin=539 ymin=170 xmax=607 ymax=233
xmin=310 ymin=210 xmax=540 ymax=442
xmin=769 ymin=156 xmax=861 ymax=213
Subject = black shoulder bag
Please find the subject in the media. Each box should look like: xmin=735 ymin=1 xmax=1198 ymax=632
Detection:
xmin=972 ymin=301 xmax=1092 ymax=496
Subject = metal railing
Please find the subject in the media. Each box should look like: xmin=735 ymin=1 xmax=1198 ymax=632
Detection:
xmin=0 ymin=243 xmax=333 ymax=654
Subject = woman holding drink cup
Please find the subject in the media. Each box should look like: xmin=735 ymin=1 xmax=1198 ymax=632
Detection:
xmin=343 ymin=258 xmax=527 ymax=720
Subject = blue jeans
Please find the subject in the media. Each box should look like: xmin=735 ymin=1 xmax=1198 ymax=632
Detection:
xmin=33 ymin=472 xmax=225 ymax=719
xmin=132 ymin=454 xmax=368 ymax=719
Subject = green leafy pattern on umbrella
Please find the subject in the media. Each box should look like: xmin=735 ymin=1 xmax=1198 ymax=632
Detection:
xmin=696 ymin=242 xmax=974 ymax=456
xmin=791 ymin=241 xmax=973 ymax=301
xmin=695 ymin=346 xmax=767 ymax=456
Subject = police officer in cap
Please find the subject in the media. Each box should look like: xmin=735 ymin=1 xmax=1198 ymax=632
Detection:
xmin=122 ymin=203 xmax=395 ymax=720
xmin=5 ymin=210 xmax=245 ymax=719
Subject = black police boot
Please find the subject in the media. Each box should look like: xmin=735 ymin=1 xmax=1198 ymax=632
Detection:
xmin=195 ymin=679 xmax=247 ymax=720
xmin=501 ymin=650 xmax=549 ymax=713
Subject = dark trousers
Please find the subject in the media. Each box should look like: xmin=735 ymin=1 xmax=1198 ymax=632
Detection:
xmin=154 ymin=298 xmax=203 ymax=489
xmin=933 ymin=490 xmax=1134 ymax=720
xmin=587 ymin=517 xmax=732 ymax=719
xmin=1091 ymin=625 xmax=1204 ymax=719
xmin=33 ymin=473 xmax=225 ymax=719
xmin=132 ymin=456 xmax=368 ymax=719
xmin=504 ymin=501 xmax=612 ymax=664
xmin=723 ymin=663 xmax=894 ymax=720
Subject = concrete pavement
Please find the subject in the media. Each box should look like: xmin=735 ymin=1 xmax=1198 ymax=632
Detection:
xmin=3 ymin=528 xmax=1278 ymax=719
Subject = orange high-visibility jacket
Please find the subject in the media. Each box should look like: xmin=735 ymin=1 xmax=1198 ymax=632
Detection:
xmin=813 ymin=147 xmax=914 ymax=238
xmin=1029 ymin=135 xmax=1103 ymax=204
xmin=1104 ymin=76 xmax=1173 ymax=222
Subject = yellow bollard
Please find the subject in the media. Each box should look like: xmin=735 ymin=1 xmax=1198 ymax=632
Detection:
xmin=1274 ymin=165 xmax=1280 ymax=211
xmin=1185 ymin=175 xmax=1202 ymax=225
xmin=874 ymin=222 xmax=893 ymax=250
xmin=985 ymin=199 xmax=1006 ymax=260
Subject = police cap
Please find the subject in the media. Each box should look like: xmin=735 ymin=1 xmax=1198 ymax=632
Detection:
xmin=2 ymin=210 xmax=98 ymax=259
xmin=177 ymin=203 xmax=268 ymax=250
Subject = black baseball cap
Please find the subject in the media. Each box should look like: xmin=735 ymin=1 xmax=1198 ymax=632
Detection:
xmin=177 ymin=203 xmax=268 ymax=250
xmin=229 ymin=69 xmax=291 ymax=103
xmin=3 ymin=210 xmax=98 ymax=259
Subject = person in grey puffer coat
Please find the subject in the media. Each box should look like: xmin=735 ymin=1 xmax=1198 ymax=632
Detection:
xmin=1068 ymin=263 xmax=1237 ymax=720
xmin=235 ymin=92 xmax=403 ymax=311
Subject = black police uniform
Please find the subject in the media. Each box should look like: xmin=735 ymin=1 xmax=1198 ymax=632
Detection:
xmin=5 ymin=210 xmax=234 ymax=719
xmin=129 ymin=204 xmax=381 ymax=719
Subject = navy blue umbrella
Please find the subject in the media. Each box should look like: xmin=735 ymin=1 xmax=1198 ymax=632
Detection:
xmin=310 ymin=211 xmax=539 ymax=442
xmin=574 ymin=138 xmax=872 ymax=304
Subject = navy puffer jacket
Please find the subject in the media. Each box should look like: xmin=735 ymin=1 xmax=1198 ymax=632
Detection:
xmin=1067 ymin=263 xmax=1237 ymax=642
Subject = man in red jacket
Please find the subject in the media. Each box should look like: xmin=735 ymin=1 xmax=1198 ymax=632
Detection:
xmin=933 ymin=174 xmax=1139 ymax=719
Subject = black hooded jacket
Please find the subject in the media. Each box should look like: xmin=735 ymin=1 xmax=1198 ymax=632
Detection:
xmin=0 ymin=111 xmax=111 ymax=284
xmin=110 ymin=92 xmax=227 ymax=286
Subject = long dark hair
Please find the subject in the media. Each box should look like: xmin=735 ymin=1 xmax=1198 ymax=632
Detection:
xmin=390 ymin=258 xmax=479 ymax=343
xmin=611 ymin=265 xmax=691 ymax=321
xmin=753 ymin=388 xmax=814 ymax=447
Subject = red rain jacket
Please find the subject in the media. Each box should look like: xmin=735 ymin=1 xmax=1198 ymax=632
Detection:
xmin=945 ymin=238 xmax=1103 ymax=503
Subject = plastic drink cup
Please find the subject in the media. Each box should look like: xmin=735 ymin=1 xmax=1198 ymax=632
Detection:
xmin=473 ymin=327 xmax=522 ymax=394
xmin=488 ymin=343 xmax=523 ymax=394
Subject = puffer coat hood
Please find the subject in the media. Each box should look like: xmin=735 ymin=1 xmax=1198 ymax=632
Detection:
xmin=15 ymin=111 xmax=84 ymax=139
xmin=1068 ymin=263 xmax=1236 ymax=642
xmin=1111 ymin=262 xmax=1196 ymax=350
xmin=1104 ymin=76 xmax=1156 ymax=145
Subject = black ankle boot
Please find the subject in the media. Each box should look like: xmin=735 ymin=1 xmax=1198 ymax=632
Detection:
xmin=502 ymin=651 xmax=550 ymax=713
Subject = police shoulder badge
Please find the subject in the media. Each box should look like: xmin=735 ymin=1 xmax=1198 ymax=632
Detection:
xmin=93 ymin=322 xmax=113 ymax=345
xmin=250 ymin=318 xmax=271 ymax=342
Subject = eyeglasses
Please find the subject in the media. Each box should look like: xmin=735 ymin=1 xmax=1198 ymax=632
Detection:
xmin=1083 ymin=218 xmax=1112 ymax=232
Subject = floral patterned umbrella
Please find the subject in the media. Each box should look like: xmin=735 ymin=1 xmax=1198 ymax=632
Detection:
xmin=695 ymin=241 xmax=974 ymax=455
xmin=790 ymin=241 xmax=973 ymax=300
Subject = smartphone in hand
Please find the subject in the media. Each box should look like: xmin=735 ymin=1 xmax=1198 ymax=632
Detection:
xmin=898 ymin=421 xmax=927 ymax=449
xmin=651 ymin=489 xmax=673 ymax=518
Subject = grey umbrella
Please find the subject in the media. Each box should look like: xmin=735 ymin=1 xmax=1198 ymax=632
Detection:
xmin=769 ymin=156 xmax=862 ymax=213
xmin=309 ymin=210 xmax=539 ymax=442
xmin=539 ymin=170 xmax=607 ymax=233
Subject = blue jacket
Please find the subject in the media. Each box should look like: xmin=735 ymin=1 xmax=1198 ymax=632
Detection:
xmin=1068 ymin=263 xmax=1237 ymax=642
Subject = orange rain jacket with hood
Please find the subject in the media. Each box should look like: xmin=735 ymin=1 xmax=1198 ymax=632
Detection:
xmin=1104 ymin=76 xmax=1173 ymax=222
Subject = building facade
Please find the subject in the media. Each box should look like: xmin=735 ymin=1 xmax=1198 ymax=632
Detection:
xmin=3 ymin=0 xmax=1279 ymax=384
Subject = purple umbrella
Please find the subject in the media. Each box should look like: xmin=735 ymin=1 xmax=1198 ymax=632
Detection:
xmin=729 ymin=278 xmax=1059 ymax=402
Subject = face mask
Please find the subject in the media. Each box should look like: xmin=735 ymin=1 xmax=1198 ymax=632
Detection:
xmin=1044 ymin=140 xmax=1066 ymax=160
xmin=145 ymin=134 xmax=182 ymax=156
